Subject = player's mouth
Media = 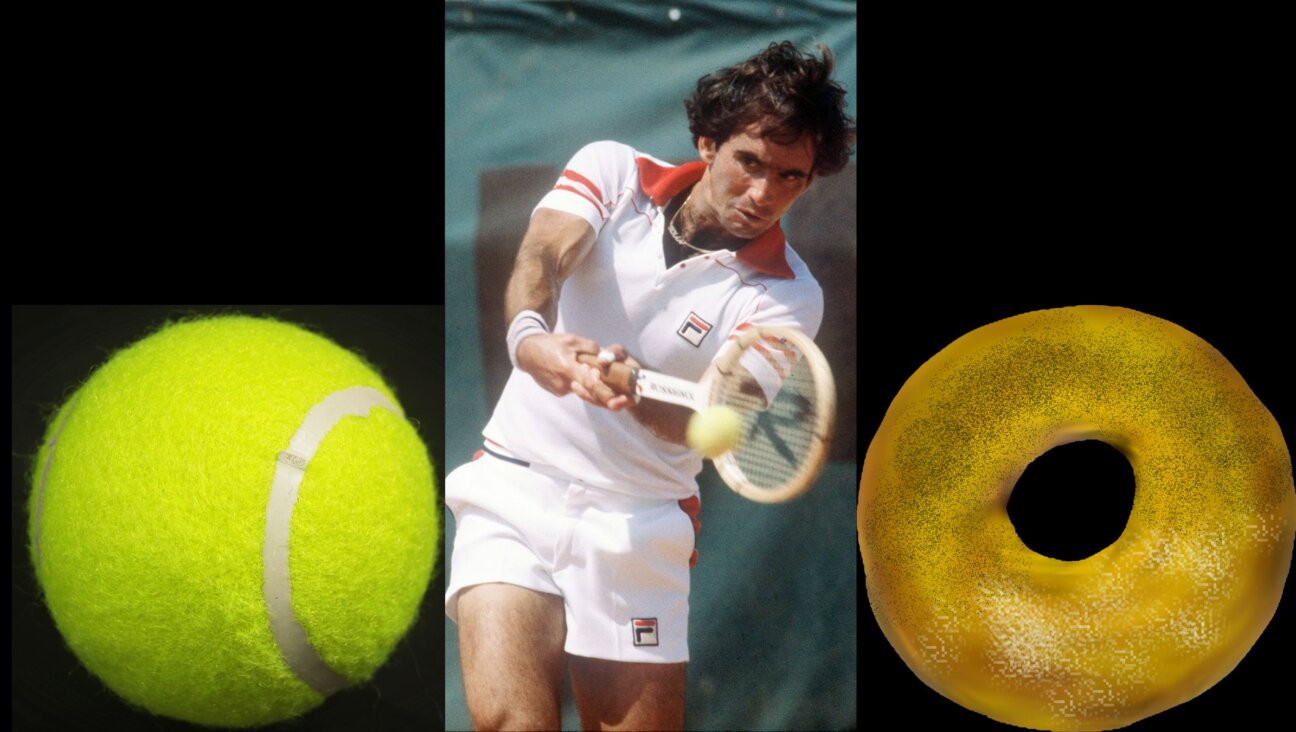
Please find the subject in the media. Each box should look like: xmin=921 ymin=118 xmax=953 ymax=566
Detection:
xmin=736 ymin=208 xmax=764 ymax=224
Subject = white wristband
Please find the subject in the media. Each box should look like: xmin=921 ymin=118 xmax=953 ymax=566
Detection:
xmin=507 ymin=310 xmax=550 ymax=369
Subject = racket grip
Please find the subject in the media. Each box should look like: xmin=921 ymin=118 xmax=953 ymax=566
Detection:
xmin=576 ymin=354 xmax=638 ymax=395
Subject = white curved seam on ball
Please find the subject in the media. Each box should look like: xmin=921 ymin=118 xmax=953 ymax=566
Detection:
xmin=264 ymin=385 xmax=404 ymax=697
xmin=33 ymin=392 xmax=81 ymax=569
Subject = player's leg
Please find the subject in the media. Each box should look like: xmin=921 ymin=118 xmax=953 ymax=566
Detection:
xmin=558 ymin=489 xmax=697 ymax=731
xmin=446 ymin=453 xmax=573 ymax=730
xmin=458 ymin=583 xmax=567 ymax=731
xmin=569 ymin=656 xmax=686 ymax=731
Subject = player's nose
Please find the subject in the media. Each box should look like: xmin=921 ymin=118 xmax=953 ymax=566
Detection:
xmin=748 ymin=177 xmax=775 ymax=208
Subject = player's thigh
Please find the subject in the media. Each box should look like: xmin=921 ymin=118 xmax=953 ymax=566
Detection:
xmin=458 ymin=583 xmax=567 ymax=728
xmin=569 ymin=655 xmax=687 ymax=732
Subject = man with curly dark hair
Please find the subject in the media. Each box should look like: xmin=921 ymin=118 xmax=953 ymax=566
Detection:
xmin=445 ymin=42 xmax=854 ymax=731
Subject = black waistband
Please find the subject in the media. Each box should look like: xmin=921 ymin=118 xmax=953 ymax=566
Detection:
xmin=482 ymin=443 xmax=530 ymax=468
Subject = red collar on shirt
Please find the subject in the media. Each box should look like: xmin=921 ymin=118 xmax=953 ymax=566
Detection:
xmin=635 ymin=156 xmax=795 ymax=279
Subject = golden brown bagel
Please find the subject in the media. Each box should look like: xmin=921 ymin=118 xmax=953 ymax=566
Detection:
xmin=859 ymin=305 xmax=1295 ymax=730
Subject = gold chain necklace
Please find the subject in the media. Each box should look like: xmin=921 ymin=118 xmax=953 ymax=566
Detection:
xmin=666 ymin=190 xmax=717 ymax=255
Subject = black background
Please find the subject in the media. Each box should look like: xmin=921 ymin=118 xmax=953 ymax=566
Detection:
xmin=858 ymin=303 xmax=1293 ymax=729
xmin=12 ymin=306 xmax=445 ymax=731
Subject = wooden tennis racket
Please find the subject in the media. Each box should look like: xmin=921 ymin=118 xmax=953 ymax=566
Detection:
xmin=579 ymin=325 xmax=835 ymax=503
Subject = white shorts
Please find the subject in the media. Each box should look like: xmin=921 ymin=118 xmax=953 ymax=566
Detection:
xmin=444 ymin=448 xmax=699 ymax=663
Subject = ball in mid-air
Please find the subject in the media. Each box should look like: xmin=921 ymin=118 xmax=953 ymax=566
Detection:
xmin=28 ymin=316 xmax=438 ymax=728
xmin=687 ymin=405 xmax=744 ymax=458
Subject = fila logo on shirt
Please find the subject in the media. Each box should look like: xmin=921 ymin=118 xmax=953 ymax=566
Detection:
xmin=677 ymin=312 xmax=713 ymax=348
xmin=632 ymin=617 xmax=659 ymax=646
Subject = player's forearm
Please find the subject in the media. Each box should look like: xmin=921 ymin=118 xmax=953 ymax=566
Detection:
xmin=629 ymin=399 xmax=692 ymax=446
xmin=504 ymin=209 xmax=597 ymax=330
xmin=504 ymin=244 xmax=561 ymax=328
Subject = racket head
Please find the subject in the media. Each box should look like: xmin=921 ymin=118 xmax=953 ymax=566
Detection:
xmin=707 ymin=325 xmax=836 ymax=503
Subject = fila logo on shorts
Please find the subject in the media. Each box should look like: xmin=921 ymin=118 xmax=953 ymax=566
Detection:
xmin=632 ymin=618 xmax=659 ymax=646
xmin=677 ymin=312 xmax=713 ymax=347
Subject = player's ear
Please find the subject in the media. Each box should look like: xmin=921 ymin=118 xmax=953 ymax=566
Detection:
xmin=697 ymin=136 xmax=718 ymax=164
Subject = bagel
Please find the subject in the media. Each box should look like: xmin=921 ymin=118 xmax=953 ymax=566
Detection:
xmin=858 ymin=305 xmax=1295 ymax=730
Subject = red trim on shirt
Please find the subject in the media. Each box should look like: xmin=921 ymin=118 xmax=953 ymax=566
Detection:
xmin=713 ymin=257 xmax=769 ymax=294
xmin=637 ymin=158 xmax=706 ymax=206
xmin=727 ymin=321 xmax=754 ymax=342
xmin=678 ymin=496 xmax=701 ymax=568
xmin=554 ymin=184 xmax=607 ymax=219
xmin=735 ymin=225 xmax=796 ymax=279
xmin=562 ymin=169 xmax=605 ymax=202
xmin=678 ymin=495 xmax=701 ymax=531
xmin=634 ymin=155 xmax=795 ymax=279
xmin=753 ymin=341 xmax=792 ymax=379
xmin=629 ymin=191 xmax=656 ymax=226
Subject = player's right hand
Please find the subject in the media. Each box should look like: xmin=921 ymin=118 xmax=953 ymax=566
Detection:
xmin=515 ymin=333 xmax=632 ymax=411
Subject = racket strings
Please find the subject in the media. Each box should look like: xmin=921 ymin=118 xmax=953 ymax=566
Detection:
xmin=716 ymin=344 xmax=821 ymax=489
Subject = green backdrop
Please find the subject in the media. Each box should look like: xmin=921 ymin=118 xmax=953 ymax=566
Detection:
xmin=446 ymin=2 xmax=857 ymax=729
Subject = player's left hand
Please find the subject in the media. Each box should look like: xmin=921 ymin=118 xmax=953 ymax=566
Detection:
xmin=572 ymin=344 xmax=640 ymax=411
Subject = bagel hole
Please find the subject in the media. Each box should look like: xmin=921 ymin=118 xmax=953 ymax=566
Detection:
xmin=1007 ymin=440 xmax=1134 ymax=561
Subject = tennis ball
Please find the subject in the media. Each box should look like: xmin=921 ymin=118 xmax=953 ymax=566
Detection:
xmin=687 ymin=405 xmax=744 ymax=458
xmin=28 ymin=316 xmax=437 ymax=728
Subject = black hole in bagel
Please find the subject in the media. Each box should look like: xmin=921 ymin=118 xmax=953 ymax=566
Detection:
xmin=1007 ymin=440 xmax=1135 ymax=561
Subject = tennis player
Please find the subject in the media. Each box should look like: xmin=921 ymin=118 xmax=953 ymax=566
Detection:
xmin=446 ymin=41 xmax=855 ymax=731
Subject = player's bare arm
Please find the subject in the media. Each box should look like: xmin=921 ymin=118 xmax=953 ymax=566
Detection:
xmin=505 ymin=208 xmax=633 ymax=411
xmin=504 ymin=208 xmax=592 ymax=327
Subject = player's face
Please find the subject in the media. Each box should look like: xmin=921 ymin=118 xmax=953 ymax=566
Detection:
xmin=698 ymin=124 xmax=815 ymax=239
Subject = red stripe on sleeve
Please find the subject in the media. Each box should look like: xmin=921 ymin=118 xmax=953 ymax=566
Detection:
xmin=753 ymin=341 xmax=792 ymax=379
xmin=561 ymin=169 xmax=605 ymax=202
xmin=553 ymin=184 xmax=607 ymax=219
xmin=726 ymin=322 xmax=752 ymax=341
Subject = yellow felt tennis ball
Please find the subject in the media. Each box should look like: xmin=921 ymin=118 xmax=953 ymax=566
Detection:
xmin=687 ymin=405 xmax=744 ymax=458
xmin=28 ymin=316 xmax=438 ymax=728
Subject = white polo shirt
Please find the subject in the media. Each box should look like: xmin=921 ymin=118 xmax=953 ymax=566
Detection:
xmin=482 ymin=140 xmax=824 ymax=499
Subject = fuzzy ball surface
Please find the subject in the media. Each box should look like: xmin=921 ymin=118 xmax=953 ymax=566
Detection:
xmin=687 ymin=405 xmax=744 ymax=458
xmin=28 ymin=316 xmax=438 ymax=728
